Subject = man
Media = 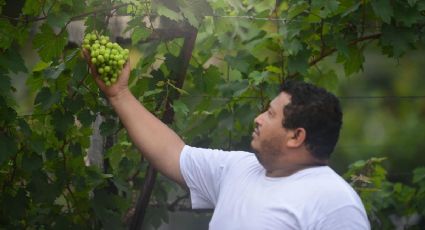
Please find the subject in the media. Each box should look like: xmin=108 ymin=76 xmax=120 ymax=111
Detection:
xmin=84 ymin=54 xmax=370 ymax=229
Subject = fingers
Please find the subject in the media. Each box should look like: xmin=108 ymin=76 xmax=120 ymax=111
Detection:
xmin=121 ymin=59 xmax=131 ymax=77
xmin=82 ymin=48 xmax=100 ymax=79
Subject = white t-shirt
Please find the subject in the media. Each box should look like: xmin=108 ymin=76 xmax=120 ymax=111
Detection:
xmin=180 ymin=145 xmax=370 ymax=230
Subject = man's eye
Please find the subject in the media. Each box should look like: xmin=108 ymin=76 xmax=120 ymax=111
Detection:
xmin=268 ymin=110 xmax=273 ymax=116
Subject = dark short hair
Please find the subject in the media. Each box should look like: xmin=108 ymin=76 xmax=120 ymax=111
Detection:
xmin=280 ymin=80 xmax=342 ymax=160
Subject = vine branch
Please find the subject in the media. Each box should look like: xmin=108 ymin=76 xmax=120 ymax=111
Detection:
xmin=287 ymin=32 xmax=382 ymax=79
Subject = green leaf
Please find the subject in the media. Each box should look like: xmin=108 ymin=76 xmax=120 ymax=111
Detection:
xmin=32 ymin=61 xmax=52 ymax=72
xmin=131 ymin=27 xmax=151 ymax=45
xmin=33 ymin=23 xmax=68 ymax=62
xmin=193 ymin=67 xmax=220 ymax=94
xmin=156 ymin=4 xmax=183 ymax=22
xmin=0 ymin=97 xmax=17 ymax=124
xmin=394 ymin=2 xmax=422 ymax=26
xmin=64 ymin=95 xmax=84 ymax=113
xmin=0 ymin=48 xmax=28 ymax=74
xmin=181 ymin=0 xmax=213 ymax=20
xmin=26 ymin=72 xmax=44 ymax=93
xmin=248 ymin=70 xmax=269 ymax=86
xmin=34 ymin=87 xmax=61 ymax=111
xmin=288 ymin=2 xmax=309 ymax=19
xmin=100 ymin=119 xmax=118 ymax=136
xmin=43 ymin=63 xmax=65 ymax=79
xmin=380 ymin=24 xmax=418 ymax=57
xmin=334 ymin=36 xmax=349 ymax=57
xmin=18 ymin=119 xmax=32 ymax=137
xmin=311 ymin=0 xmax=340 ymax=18
xmin=30 ymin=135 xmax=45 ymax=154
xmin=0 ymin=72 xmax=12 ymax=94
xmin=91 ymin=190 xmax=127 ymax=230
xmin=77 ymin=109 xmax=95 ymax=127
xmin=22 ymin=152 xmax=43 ymax=172
xmin=22 ymin=0 xmax=42 ymax=16
xmin=0 ymin=133 xmax=18 ymax=165
xmin=0 ymin=19 xmax=16 ymax=49
xmin=285 ymin=38 xmax=303 ymax=56
xmin=52 ymin=109 xmax=74 ymax=136
xmin=413 ymin=167 xmax=425 ymax=183
xmin=336 ymin=45 xmax=365 ymax=76
xmin=72 ymin=58 xmax=88 ymax=83
xmin=1 ymin=189 xmax=29 ymax=220
xmin=47 ymin=12 xmax=72 ymax=28
xmin=28 ymin=170 xmax=61 ymax=203
xmin=287 ymin=49 xmax=310 ymax=75
xmin=308 ymin=68 xmax=339 ymax=91
xmin=371 ymin=0 xmax=393 ymax=24
xmin=172 ymin=100 xmax=189 ymax=116
xmin=180 ymin=6 xmax=199 ymax=27
xmin=408 ymin=0 xmax=418 ymax=6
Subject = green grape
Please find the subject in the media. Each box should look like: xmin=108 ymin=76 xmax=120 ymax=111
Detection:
xmin=82 ymin=30 xmax=129 ymax=86
xmin=97 ymin=55 xmax=104 ymax=63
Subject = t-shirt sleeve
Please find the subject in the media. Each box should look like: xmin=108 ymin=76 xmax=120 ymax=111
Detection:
xmin=309 ymin=205 xmax=371 ymax=230
xmin=179 ymin=145 xmax=245 ymax=209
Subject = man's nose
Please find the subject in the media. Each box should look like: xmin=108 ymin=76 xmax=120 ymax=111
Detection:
xmin=254 ymin=113 xmax=263 ymax=125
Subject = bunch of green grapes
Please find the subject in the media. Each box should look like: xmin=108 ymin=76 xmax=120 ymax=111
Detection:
xmin=82 ymin=31 xmax=129 ymax=86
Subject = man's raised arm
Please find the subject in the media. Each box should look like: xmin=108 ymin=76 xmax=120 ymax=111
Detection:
xmin=84 ymin=52 xmax=186 ymax=187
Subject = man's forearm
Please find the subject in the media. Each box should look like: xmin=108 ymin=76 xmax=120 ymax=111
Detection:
xmin=108 ymin=89 xmax=186 ymax=185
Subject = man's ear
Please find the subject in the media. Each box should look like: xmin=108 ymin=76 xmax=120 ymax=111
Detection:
xmin=287 ymin=128 xmax=306 ymax=148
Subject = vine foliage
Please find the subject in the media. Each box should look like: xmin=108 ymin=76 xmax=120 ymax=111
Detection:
xmin=0 ymin=0 xmax=424 ymax=229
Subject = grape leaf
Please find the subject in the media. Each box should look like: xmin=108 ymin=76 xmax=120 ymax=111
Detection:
xmin=0 ymin=71 xmax=11 ymax=94
xmin=287 ymin=49 xmax=310 ymax=75
xmin=43 ymin=63 xmax=65 ymax=79
xmin=0 ymin=19 xmax=16 ymax=49
xmin=0 ymin=97 xmax=17 ymax=124
xmin=156 ymin=4 xmax=183 ymax=22
xmin=28 ymin=170 xmax=60 ymax=203
xmin=172 ymin=100 xmax=189 ymax=116
xmin=34 ymin=87 xmax=61 ymax=111
xmin=180 ymin=6 xmax=199 ymax=27
xmin=394 ymin=3 xmax=422 ymax=27
xmin=69 ymin=143 xmax=82 ymax=156
xmin=18 ymin=119 xmax=32 ymax=137
xmin=0 ymin=48 xmax=28 ymax=74
xmin=77 ymin=109 xmax=95 ymax=127
xmin=100 ymin=119 xmax=118 ymax=136
xmin=47 ymin=12 xmax=72 ymax=28
xmin=22 ymin=0 xmax=42 ymax=16
xmin=52 ymin=109 xmax=74 ymax=137
xmin=311 ymin=0 xmax=340 ymax=18
xmin=26 ymin=72 xmax=44 ymax=93
xmin=413 ymin=167 xmax=425 ymax=184
xmin=380 ymin=25 xmax=418 ymax=57
xmin=0 ymin=133 xmax=17 ymax=165
xmin=336 ymin=45 xmax=365 ymax=76
xmin=32 ymin=61 xmax=52 ymax=72
xmin=371 ymin=0 xmax=393 ymax=24
xmin=131 ymin=27 xmax=151 ymax=45
xmin=33 ymin=23 xmax=68 ymax=62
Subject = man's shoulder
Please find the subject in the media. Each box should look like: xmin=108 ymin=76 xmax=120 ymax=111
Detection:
xmin=183 ymin=145 xmax=255 ymax=160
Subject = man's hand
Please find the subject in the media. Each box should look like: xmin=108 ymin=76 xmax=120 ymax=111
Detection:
xmin=82 ymin=49 xmax=131 ymax=99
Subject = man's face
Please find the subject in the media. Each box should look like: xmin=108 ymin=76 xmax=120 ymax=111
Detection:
xmin=251 ymin=92 xmax=292 ymax=166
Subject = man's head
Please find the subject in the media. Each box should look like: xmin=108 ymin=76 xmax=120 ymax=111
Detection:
xmin=251 ymin=80 xmax=342 ymax=166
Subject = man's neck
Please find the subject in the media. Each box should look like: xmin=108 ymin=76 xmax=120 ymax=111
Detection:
xmin=265 ymin=160 xmax=328 ymax=177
